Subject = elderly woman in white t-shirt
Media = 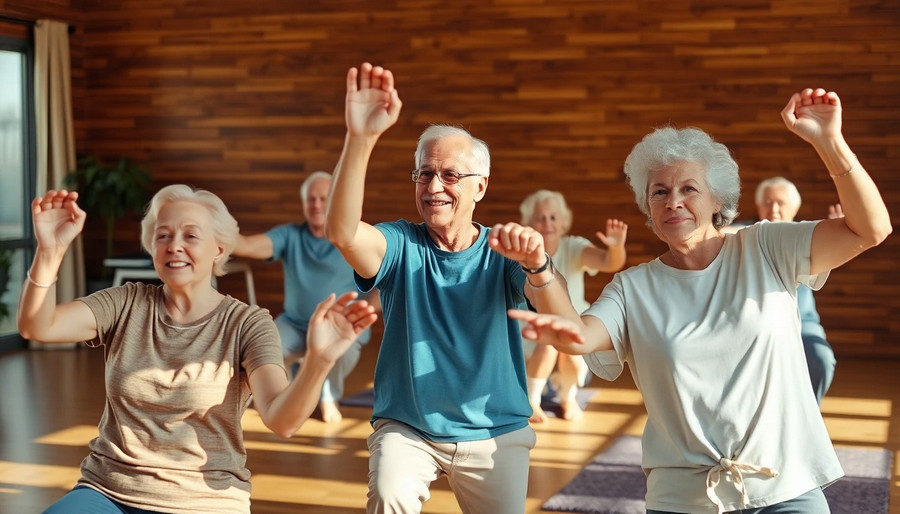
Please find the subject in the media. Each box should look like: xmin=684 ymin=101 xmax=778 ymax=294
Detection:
xmin=511 ymin=88 xmax=891 ymax=513
xmin=518 ymin=190 xmax=627 ymax=422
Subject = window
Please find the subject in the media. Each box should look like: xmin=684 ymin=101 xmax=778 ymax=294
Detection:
xmin=0 ymin=36 xmax=35 ymax=350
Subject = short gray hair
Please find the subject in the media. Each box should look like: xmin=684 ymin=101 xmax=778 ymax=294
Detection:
xmin=755 ymin=176 xmax=801 ymax=209
xmin=140 ymin=184 xmax=239 ymax=277
xmin=300 ymin=170 xmax=332 ymax=204
xmin=414 ymin=125 xmax=491 ymax=176
xmin=623 ymin=126 xmax=740 ymax=230
xmin=519 ymin=190 xmax=572 ymax=233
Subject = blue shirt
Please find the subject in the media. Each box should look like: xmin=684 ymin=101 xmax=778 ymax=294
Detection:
xmin=356 ymin=221 xmax=531 ymax=442
xmin=266 ymin=223 xmax=363 ymax=334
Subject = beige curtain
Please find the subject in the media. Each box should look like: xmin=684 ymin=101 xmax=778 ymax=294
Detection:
xmin=32 ymin=19 xmax=84 ymax=347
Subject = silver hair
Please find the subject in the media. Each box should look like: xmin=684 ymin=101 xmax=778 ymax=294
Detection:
xmin=623 ymin=126 xmax=740 ymax=230
xmin=140 ymin=184 xmax=239 ymax=277
xmin=299 ymin=170 xmax=332 ymax=205
xmin=755 ymin=176 xmax=801 ymax=209
xmin=519 ymin=189 xmax=573 ymax=233
xmin=414 ymin=124 xmax=491 ymax=176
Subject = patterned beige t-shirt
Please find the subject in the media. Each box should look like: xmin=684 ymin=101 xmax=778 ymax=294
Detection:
xmin=76 ymin=282 xmax=284 ymax=513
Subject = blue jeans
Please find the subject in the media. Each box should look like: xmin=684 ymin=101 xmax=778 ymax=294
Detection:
xmin=43 ymin=486 xmax=163 ymax=514
xmin=647 ymin=487 xmax=829 ymax=513
xmin=803 ymin=334 xmax=836 ymax=405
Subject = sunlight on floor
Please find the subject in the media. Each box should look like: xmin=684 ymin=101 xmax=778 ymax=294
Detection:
xmin=822 ymin=396 xmax=892 ymax=417
xmin=250 ymin=474 xmax=369 ymax=504
xmin=243 ymin=440 xmax=343 ymax=455
xmin=33 ymin=425 xmax=97 ymax=446
xmin=0 ymin=462 xmax=81 ymax=488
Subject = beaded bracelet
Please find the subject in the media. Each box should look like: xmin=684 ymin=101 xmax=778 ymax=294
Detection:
xmin=830 ymin=154 xmax=858 ymax=179
xmin=27 ymin=269 xmax=58 ymax=288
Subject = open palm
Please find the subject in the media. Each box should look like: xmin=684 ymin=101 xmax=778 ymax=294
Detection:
xmin=345 ymin=63 xmax=402 ymax=138
xmin=32 ymin=190 xmax=86 ymax=250
xmin=307 ymin=292 xmax=377 ymax=365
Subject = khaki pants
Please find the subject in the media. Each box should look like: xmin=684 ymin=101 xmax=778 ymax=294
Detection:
xmin=366 ymin=419 xmax=536 ymax=514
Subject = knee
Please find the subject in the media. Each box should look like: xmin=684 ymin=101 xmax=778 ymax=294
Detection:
xmin=804 ymin=338 xmax=836 ymax=376
xmin=367 ymin=472 xmax=427 ymax=513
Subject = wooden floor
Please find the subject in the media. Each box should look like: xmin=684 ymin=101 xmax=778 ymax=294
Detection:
xmin=1 ymin=341 xmax=898 ymax=513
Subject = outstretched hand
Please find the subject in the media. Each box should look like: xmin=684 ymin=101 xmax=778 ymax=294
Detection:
xmin=306 ymin=292 xmax=378 ymax=365
xmin=596 ymin=219 xmax=628 ymax=248
xmin=781 ymin=88 xmax=842 ymax=145
xmin=32 ymin=190 xmax=86 ymax=251
xmin=488 ymin=223 xmax=547 ymax=269
xmin=827 ymin=203 xmax=844 ymax=219
xmin=346 ymin=62 xmax=402 ymax=138
xmin=508 ymin=309 xmax=586 ymax=349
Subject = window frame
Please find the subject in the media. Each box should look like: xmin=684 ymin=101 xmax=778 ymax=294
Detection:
xmin=0 ymin=34 xmax=36 ymax=351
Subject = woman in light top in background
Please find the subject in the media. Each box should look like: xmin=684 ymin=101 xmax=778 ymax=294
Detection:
xmin=519 ymin=190 xmax=627 ymax=422
xmin=18 ymin=184 xmax=376 ymax=514
xmin=510 ymin=88 xmax=891 ymax=512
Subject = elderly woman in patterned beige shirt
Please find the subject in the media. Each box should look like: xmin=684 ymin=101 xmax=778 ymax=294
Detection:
xmin=19 ymin=184 xmax=376 ymax=514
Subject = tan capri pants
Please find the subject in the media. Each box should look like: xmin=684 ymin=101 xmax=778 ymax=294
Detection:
xmin=366 ymin=419 xmax=537 ymax=514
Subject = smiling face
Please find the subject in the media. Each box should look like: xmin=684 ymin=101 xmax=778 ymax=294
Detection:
xmin=415 ymin=135 xmax=488 ymax=231
xmin=756 ymin=184 xmax=800 ymax=222
xmin=647 ymin=160 xmax=722 ymax=248
xmin=303 ymin=177 xmax=331 ymax=232
xmin=151 ymin=200 xmax=224 ymax=288
xmin=529 ymin=198 xmax=566 ymax=246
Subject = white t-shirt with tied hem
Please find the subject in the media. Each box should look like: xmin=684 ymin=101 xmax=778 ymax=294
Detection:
xmin=584 ymin=221 xmax=843 ymax=513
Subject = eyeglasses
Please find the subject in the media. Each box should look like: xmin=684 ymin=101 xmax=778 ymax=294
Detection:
xmin=411 ymin=169 xmax=482 ymax=185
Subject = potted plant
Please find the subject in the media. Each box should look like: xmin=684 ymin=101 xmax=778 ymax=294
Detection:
xmin=64 ymin=155 xmax=151 ymax=259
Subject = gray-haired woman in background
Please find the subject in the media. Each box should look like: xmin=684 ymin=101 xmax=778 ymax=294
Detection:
xmin=510 ymin=88 xmax=891 ymax=513
xmin=518 ymin=190 xmax=627 ymax=422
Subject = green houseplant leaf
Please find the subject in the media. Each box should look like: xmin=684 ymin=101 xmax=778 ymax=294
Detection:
xmin=64 ymin=155 xmax=151 ymax=259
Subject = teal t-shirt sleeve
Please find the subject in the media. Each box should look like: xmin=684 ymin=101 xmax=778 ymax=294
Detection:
xmin=354 ymin=220 xmax=405 ymax=293
xmin=264 ymin=223 xmax=293 ymax=262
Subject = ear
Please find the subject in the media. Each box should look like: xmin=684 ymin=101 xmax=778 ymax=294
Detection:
xmin=474 ymin=176 xmax=489 ymax=202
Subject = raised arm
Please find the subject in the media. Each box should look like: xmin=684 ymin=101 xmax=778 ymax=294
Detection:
xmin=581 ymin=218 xmax=628 ymax=272
xmin=248 ymin=291 xmax=377 ymax=438
xmin=781 ymin=88 xmax=891 ymax=276
xmin=326 ymin=63 xmax=402 ymax=279
xmin=232 ymin=233 xmax=274 ymax=260
xmin=17 ymin=190 xmax=98 ymax=343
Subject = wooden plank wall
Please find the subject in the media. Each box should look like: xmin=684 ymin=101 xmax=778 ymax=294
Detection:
xmin=3 ymin=0 xmax=899 ymax=357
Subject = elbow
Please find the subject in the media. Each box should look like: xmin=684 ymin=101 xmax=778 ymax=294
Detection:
xmin=862 ymin=222 xmax=893 ymax=249
xmin=18 ymin=326 xmax=34 ymax=340
xmin=273 ymin=426 xmax=299 ymax=440
xmin=324 ymin=224 xmax=353 ymax=249
xmin=265 ymin=418 xmax=302 ymax=439
xmin=17 ymin=317 xmax=37 ymax=341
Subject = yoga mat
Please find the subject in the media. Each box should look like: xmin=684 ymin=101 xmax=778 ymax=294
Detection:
xmin=542 ymin=435 xmax=892 ymax=514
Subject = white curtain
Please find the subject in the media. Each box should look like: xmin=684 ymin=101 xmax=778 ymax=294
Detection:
xmin=32 ymin=19 xmax=84 ymax=347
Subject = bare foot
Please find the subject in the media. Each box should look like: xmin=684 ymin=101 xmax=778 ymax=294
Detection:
xmin=529 ymin=403 xmax=549 ymax=423
xmin=561 ymin=398 xmax=583 ymax=421
xmin=320 ymin=400 xmax=343 ymax=423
